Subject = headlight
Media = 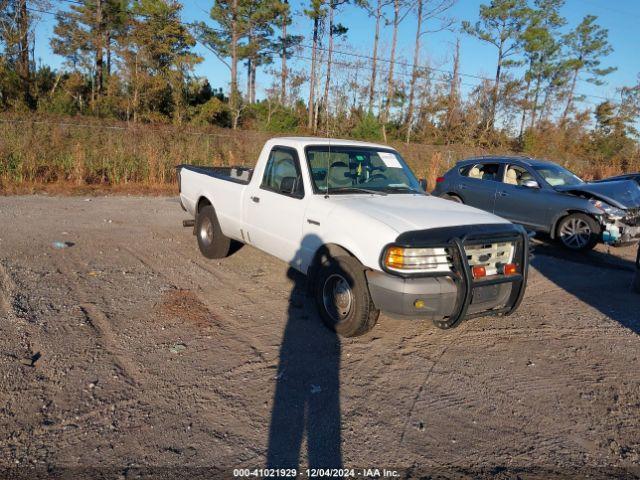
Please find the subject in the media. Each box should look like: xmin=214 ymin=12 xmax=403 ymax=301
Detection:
xmin=383 ymin=246 xmax=452 ymax=273
xmin=589 ymin=199 xmax=626 ymax=219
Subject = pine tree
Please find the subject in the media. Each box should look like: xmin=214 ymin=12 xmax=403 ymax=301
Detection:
xmin=202 ymin=0 xmax=283 ymax=127
xmin=462 ymin=0 xmax=528 ymax=131
xmin=241 ymin=0 xmax=285 ymax=105
xmin=123 ymin=0 xmax=201 ymax=123
xmin=51 ymin=0 xmax=127 ymax=103
xmin=560 ymin=15 xmax=615 ymax=124
xmin=0 ymin=0 xmax=43 ymax=107
xmin=271 ymin=0 xmax=302 ymax=104
xmin=517 ymin=0 xmax=565 ymax=136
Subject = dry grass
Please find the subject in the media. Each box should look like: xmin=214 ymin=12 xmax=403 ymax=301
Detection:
xmin=0 ymin=114 xmax=271 ymax=194
xmin=0 ymin=113 xmax=631 ymax=195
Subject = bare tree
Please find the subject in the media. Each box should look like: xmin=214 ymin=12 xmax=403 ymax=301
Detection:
xmin=380 ymin=0 xmax=401 ymax=140
xmin=444 ymin=37 xmax=461 ymax=134
xmin=305 ymin=0 xmax=326 ymax=130
xmin=321 ymin=0 xmax=349 ymax=132
xmin=366 ymin=0 xmax=392 ymax=113
xmin=404 ymin=0 xmax=455 ymax=143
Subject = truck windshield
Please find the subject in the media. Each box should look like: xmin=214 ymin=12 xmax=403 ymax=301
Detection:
xmin=305 ymin=146 xmax=423 ymax=194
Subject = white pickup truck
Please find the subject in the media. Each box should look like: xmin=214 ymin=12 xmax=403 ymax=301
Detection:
xmin=177 ymin=137 xmax=529 ymax=337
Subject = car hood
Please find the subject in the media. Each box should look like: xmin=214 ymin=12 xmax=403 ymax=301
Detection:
xmin=328 ymin=194 xmax=510 ymax=234
xmin=554 ymin=180 xmax=640 ymax=209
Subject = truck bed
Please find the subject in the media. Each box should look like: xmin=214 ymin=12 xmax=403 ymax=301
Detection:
xmin=177 ymin=164 xmax=254 ymax=186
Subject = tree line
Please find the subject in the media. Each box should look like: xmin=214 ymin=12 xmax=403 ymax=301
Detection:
xmin=0 ymin=0 xmax=639 ymax=167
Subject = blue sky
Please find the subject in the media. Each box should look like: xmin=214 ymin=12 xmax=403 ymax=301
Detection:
xmin=32 ymin=0 xmax=639 ymax=110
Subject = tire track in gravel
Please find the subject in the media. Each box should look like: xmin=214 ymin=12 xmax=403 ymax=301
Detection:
xmin=0 ymin=260 xmax=13 ymax=316
xmin=50 ymin=253 xmax=142 ymax=388
xmin=121 ymin=244 xmax=278 ymax=364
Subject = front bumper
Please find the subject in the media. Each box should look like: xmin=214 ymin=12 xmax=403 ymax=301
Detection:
xmin=367 ymin=223 xmax=529 ymax=329
xmin=602 ymin=209 xmax=640 ymax=246
xmin=602 ymin=224 xmax=640 ymax=247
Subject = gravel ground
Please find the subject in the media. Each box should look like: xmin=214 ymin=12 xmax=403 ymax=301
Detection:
xmin=0 ymin=195 xmax=639 ymax=479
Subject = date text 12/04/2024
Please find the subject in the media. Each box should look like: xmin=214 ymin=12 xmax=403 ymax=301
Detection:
xmin=232 ymin=468 xmax=400 ymax=478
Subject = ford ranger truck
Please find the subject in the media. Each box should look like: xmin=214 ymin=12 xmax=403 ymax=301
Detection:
xmin=177 ymin=138 xmax=529 ymax=337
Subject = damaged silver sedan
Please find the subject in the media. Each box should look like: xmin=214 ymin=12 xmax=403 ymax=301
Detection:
xmin=432 ymin=156 xmax=640 ymax=251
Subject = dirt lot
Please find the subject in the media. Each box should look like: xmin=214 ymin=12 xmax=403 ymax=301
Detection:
xmin=0 ymin=196 xmax=639 ymax=479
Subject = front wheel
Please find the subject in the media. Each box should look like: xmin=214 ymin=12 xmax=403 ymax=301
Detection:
xmin=556 ymin=213 xmax=600 ymax=251
xmin=313 ymin=255 xmax=379 ymax=337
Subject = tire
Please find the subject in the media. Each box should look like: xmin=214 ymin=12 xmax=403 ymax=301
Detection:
xmin=556 ymin=213 xmax=600 ymax=251
xmin=443 ymin=193 xmax=463 ymax=204
xmin=196 ymin=205 xmax=231 ymax=259
xmin=313 ymin=255 xmax=379 ymax=337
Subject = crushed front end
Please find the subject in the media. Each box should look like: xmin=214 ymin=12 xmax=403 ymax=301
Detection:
xmin=599 ymin=206 xmax=640 ymax=246
xmin=366 ymin=223 xmax=529 ymax=329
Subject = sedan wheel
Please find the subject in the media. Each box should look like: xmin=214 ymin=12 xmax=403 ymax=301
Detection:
xmin=557 ymin=213 xmax=599 ymax=251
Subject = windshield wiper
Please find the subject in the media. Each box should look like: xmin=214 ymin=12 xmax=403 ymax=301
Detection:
xmin=381 ymin=186 xmax=422 ymax=194
xmin=326 ymin=186 xmax=387 ymax=196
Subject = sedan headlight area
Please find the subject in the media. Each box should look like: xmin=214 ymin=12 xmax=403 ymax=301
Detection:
xmin=383 ymin=246 xmax=452 ymax=273
xmin=589 ymin=199 xmax=626 ymax=219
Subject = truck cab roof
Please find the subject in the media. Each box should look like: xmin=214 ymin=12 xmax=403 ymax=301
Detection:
xmin=267 ymin=137 xmax=394 ymax=151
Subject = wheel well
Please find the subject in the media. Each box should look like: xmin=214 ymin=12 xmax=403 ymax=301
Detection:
xmin=551 ymin=210 xmax=599 ymax=239
xmin=443 ymin=192 xmax=463 ymax=203
xmin=307 ymin=243 xmax=358 ymax=285
xmin=312 ymin=244 xmax=356 ymax=267
xmin=196 ymin=196 xmax=211 ymax=214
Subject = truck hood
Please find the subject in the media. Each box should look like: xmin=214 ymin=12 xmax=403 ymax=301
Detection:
xmin=554 ymin=180 xmax=640 ymax=209
xmin=328 ymin=194 xmax=509 ymax=234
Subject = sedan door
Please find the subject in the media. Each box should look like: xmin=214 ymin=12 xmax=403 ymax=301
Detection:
xmin=493 ymin=164 xmax=553 ymax=231
xmin=455 ymin=162 xmax=502 ymax=213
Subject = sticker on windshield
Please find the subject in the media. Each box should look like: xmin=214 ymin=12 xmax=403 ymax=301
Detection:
xmin=377 ymin=151 xmax=402 ymax=168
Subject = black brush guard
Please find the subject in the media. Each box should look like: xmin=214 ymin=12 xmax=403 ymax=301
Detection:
xmin=384 ymin=223 xmax=530 ymax=329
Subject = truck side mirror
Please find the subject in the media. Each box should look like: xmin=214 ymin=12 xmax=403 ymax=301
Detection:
xmin=419 ymin=178 xmax=428 ymax=191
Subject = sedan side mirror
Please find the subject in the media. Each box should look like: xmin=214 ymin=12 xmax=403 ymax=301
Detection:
xmin=522 ymin=180 xmax=540 ymax=189
xmin=419 ymin=178 xmax=428 ymax=192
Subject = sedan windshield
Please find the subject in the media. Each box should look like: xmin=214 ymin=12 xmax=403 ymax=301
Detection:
xmin=533 ymin=164 xmax=584 ymax=187
xmin=305 ymin=146 xmax=423 ymax=194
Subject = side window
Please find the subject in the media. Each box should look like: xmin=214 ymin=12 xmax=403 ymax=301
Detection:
xmin=261 ymin=147 xmax=304 ymax=198
xmin=462 ymin=163 xmax=501 ymax=182
xmin=503 ymin=165 xmax=535 ymax=186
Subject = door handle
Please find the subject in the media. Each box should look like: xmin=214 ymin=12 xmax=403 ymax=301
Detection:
xmin=498 ymin=191 xmax=509 ymax=197
xmin=458 ymin=184 xmax=468 ymax=190
xmin=250 ymin=196 xmax=260 ymax=203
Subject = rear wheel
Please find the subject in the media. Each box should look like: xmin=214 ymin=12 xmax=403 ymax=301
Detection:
xmin=196 ymin=205 xmax=231 ymax=259
xmin=313 ymin=255 xmax=379 ymax=337
xmin=556 ymin=213 xmax=600 ymax=251
xmin=443 ymin=193 xmax=463 ymax=204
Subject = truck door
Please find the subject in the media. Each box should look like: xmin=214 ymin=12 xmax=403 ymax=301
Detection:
xmin=243 ymin=146 xmax=308 ymax=265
